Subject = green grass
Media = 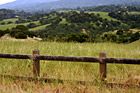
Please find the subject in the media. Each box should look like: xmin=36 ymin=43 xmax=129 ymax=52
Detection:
xmin=62 ymin=11 xmax=118 ymax=21
xmin=29 ymin=24 xmax=50 ymax=31
xmin=0 ymin=23 xmax=29 ymax=30
xmin=0 ymin=18 xmax=18 ymax=24
xmin=86 ymin=11 xmax=118 ymax=21
xmin=128 ymin=12 xmax=140 ymax=15
xmin=0 ymin=40 xmax=140 ymax=92
xmin=0 ymin=21 xmax=39 ymax=30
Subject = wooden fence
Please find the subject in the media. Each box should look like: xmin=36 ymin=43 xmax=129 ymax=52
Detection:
xmin=0 ymin=49 xmax=140 ymax=85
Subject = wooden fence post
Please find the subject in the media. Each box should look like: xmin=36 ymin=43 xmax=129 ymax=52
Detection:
xmin=33 ymin=49 xmax=40 ymax=77
xmin=99 ymin=52 xmax=107 ymax=81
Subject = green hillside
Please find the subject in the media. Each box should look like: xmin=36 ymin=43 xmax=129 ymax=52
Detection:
xmin=0 ymin=18 xmax=18 ymax=24
xmin=86 ymin=11 xmax=118 ymax=21
xmin=0 ymin=11 xmax=120 ymax=30
xmin=29 ymin=25 xmax=46 ymax=31
xmin=0 ymin=23 xmax=29 ymax=30
xmin=0 ymin=11 xmax=140 ymax=43
xmin=0 ymin=19 xmax=39 ymax=30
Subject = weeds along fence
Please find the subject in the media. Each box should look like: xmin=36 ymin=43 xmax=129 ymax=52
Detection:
xmin=0 ymin=49 xmax=140 ymax=84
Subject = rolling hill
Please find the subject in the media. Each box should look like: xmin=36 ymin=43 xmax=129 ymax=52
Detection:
xmin=0 ymin=0 xmax=58 ymax=11
xmin=0 ymin=0 xmax=139 ymax=12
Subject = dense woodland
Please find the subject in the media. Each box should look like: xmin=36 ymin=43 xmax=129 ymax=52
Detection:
xmin=0 ymin=9 xmax=31 ymax=21
xmin=0 ymin=5 xmax=140 ymax=43
xmin=57 ymin=5 xmax=140 ymax=13
xmin=83 ymin=5 xmax=140 ymax=12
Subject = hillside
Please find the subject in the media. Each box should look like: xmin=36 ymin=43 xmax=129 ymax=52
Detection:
xmin=0 ymin=11 xmax=118 ymax=30
xmin=0 ymin=10 xmax=140 ymax=43
xmin=0 ymin=9 xmax=31 ymax=21
xmin=0 ymin=0 xmax=140 ymax=12
xmin=83 ymin=5 xmax=140 ymax=12
xmin=0 ymin=0 xmax=58 ymax=10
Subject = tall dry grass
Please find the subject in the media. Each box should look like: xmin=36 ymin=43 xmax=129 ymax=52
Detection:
xmin=0 ymin=40 xmax=140 ymax=92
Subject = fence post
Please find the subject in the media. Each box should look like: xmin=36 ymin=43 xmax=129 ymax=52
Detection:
xmin=33 ymin=49 xmax=40 ymax=77
xmin=99 ymin=52 xmax=107 ymax=81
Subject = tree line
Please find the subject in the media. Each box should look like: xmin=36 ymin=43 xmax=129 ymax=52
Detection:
xmin=0 ymin=25 xmax=37 ymax=39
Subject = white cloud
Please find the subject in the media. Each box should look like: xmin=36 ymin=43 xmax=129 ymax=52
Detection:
xmin=0 ymin=0 xmax=16 ymax=5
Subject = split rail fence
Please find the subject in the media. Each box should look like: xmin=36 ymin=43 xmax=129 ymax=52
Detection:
xmin=0 ymin=49 xmax=140 ymax=85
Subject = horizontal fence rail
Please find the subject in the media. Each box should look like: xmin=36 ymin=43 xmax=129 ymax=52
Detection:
xmin=38 ymin=55 xmax=99 ymax=62
xmin=0 ymin=54 xmax=32 ymax=59
xmin=0 ymin=53 xmax=140 ymax=64
xmin=0 ymin=49 xmax=140 ymax=86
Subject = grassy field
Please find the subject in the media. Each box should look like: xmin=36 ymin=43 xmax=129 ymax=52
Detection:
xmin=29 ymin=24 xmax=50 ymax=31
xmin=128 ymin=12 xmax=140 ymax=15
xmin=86 ymin=11 xmax=118 ymax=21
xmin=0 ymin=20 xmax=39 ymax=30
xmin=0 ymin=40 xmax=140 ymax=92
xmin=0 ymin=18 xmax=18 ymax=24
xmin=0 ymin=23 xmax=31 ymax=30
xmin=62 ymin=11 xmax=119 ymax=21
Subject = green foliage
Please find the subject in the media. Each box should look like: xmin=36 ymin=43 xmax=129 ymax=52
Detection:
xmin=15 ymin=18 xmax=28 ymax=24
xmin=84 ymin=5 xmax=140 ymax=12
xmin=0 ymin=10 xmax=140 ymax=43
xmin=108 ymin=12 xmax=140 ymax=27
xmin=0 ymin=22 xmax=6 ymax=25
xmin=78 ymin=34 xmax=90 ymax=43
xmin=67 ymin=33 xmax=80 ymax=42
xmin=0 ymin=9 xmax=31 ymax=20
xmin=42 ymin=33 xmax=93 ymax=43
xmin=39 ymin=11 xmax=122 ymax=40
xmin=99 ymin=30 xmax=140 ymax=43
xmin=7 ymin=21 xmax=13 ymax=24
xmin=8 ymin=25 xmax=37 ymax=39
xmin=10 ymin=25 xmax=28 ymax=38
xmin=0 ymin=30 xmax=7 ymax=37
xmin=27 ymin=23 xmax=37 ymax=28
xmin=131 ymin=23 xmax=140 ymax=29
xmin=15 ymin=32 xmax=27 ymax=39
xmin=39 ymin=16 xmax=62 ymax=25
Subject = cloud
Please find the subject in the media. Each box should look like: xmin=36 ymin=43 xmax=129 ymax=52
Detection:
xmin=0 ymin=0 xmax=16 ymax=5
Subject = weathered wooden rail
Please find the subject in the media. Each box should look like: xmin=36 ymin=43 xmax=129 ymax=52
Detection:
xmin=0 ymin=49 xmax=140 ymax=85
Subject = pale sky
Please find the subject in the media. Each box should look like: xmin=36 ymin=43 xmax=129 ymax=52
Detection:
xmin=0 ymin=0 xmax=16 ymax=5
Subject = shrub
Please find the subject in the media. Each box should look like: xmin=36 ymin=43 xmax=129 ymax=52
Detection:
xmin=15 ymin=32 xmax=27 ymax=39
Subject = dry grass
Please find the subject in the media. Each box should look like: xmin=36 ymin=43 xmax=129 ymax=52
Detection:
xmin=0 ymin=40 xmax=140 ymax=92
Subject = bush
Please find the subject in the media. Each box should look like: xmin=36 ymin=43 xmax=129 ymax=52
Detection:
xmin=7 ymin=21 xmax=13 ymax=24
xmin=15 ymin=32 xmax=27 ymax=39
xmin=27 ymin=23 xmax=37 ymax=28
xmin=1 ymin=22 xmax=6 ymax=25
xmin=67 ymin=33 xmax=80 ymax=42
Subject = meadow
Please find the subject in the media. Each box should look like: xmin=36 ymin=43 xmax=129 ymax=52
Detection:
xmin=85 ymin=11 xmax=118 ymax=21
xmin=0 ymin=19 xmax=39 ymax=30
xmin=29 ymin=24 xmax=50 ymax=32
xmin=0 ymin=40 xmax=140 ymax=92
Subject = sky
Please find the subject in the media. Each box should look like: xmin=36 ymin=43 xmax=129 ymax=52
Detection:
xmin=0 ymin=0 xmax=16 ymax=5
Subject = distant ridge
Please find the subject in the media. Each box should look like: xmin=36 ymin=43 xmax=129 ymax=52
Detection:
xmin=0 ymin=0 xmax=58 ymax=10
xmin=0 ymin=0 xmax=139 ymax=12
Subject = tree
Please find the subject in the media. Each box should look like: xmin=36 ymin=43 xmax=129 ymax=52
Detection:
xmin=1 ymin=22 xmax=6 ymax=25
xmin=27 ymin=23 xmax=37 ymax=28
xmin=7 ymin=21 xmax=13 ymax=24
xmin=78 ymin=34 xmax=89 ymax=43
xmin=10 ymin=25 xmax=29 ymax=37
xmin=15 ymin=32 xmax=27 ymax=39
xmin=116 ymin=29 xmax=123 ymax=35
xmin=67 ymin=33 xmax=80 ymax=42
